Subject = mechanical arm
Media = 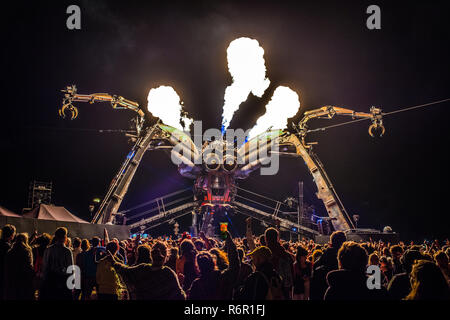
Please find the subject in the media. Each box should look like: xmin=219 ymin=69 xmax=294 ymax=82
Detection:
xmin=295 ymin=105 xmax=384 ymax=146
xmin=235 ymin=105 xmax=385 ymax=231
xmin=59 ymin=85 xmax=146 ymax=135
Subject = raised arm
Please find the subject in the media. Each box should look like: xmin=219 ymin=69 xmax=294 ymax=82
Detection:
xmin=104 ymin=228 xmax=110 ymax=244
xmin=59 ymin=85 xmax=145 ymax=120
xmin=109 ymin=254 xmax=139 ymax=285
xmin=224 ymin=231 xmax=240 ymax=271
xmin=245 ymin=217 xmax=256 ymax=251
xmin=199 ymin=231 xmax=212 ymax=250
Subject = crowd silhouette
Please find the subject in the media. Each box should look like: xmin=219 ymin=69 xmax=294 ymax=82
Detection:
xmin=0 ymin=218 xmax=449 ymax=301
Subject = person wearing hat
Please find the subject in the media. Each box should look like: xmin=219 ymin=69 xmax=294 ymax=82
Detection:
xmin=235 ymin=246 xmax=283 ymax=300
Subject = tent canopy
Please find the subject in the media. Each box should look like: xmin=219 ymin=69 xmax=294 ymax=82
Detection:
xmin=0 ymin=205 xmax=21 ymax=217
xmin=22 ymin=204 xmax=88 ymax=223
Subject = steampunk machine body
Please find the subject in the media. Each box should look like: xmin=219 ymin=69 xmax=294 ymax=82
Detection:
xmin=59 ymin=84 xmax=385 ymax=238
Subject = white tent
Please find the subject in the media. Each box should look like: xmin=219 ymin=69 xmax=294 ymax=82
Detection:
xmin=0 ymin=205 xmax=21 ymax=217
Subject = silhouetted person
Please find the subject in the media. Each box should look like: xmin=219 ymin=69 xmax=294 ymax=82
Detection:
xmin=234 ymin=247 xmax=253 ymax=297
xmin=293 ymin=246 xmax=312 ymax=300
xmin=96 ymin=241 xmax=123 ymax=300
xmin=80 ymin=236 xmax=102 ymax=299
xmin=0 ymin=224 xmax=16 ymax=299
xmin=40 ymin=227 xmax=73 ymax=300
xmin=4 ymin=233 xmax=35 ymax=300
xmin=110 ymin=241 xmax=186 ymax=300
xmin=165 ymin=247 xmax=178 ymax=272
xmin=188 ymin=231 xmax=240 ymax=300
xmin=134 ymin=244 xmax=152 ymax=265
xmin=310 ymin=231 xmax=346 ymax=300
xmin=75 ymin=239 xmax=90 ymax=300
xmin=387 ymin=249 xmax=430 ymax=300
xmin=237 ymin=246 xmax=284 ymax=300
xmin=389 ymin=245 xmax=404 ymax=275
xmin=32 ymin=233 xmax=51 ymax=294
xmin=176 ymin=239 xmax=198 ymax=291
xmin=72 ymin=237 xmax=82 ymax=263
xmin=324 ymin=241 xmax=387 ymax=300
xmin=405 ymin=260 xmax=450 ymax=300
xmin=264 ymin=227 xmax=294 ymax=299
xmin=434 ymin=250 xmax=450 ymax=283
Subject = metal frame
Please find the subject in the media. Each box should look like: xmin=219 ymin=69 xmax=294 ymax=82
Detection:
xmin=59 ymin=85 xmax=383 ymax=232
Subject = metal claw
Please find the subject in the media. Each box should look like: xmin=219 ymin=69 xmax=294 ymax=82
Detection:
xmin=368 ymin=123 xmax=385 ymax=137
xmin=71 ymin=106 xmax=78 ymax=120
xmin=59 ymin=102 xmax=78 ymax=120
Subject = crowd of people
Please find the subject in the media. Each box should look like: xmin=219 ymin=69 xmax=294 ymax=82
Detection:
xmin=0 ymin=217 xmax=449 ymax=300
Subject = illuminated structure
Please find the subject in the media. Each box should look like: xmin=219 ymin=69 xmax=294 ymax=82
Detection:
xmin=59 ymin=84 xmax=384 ymax=238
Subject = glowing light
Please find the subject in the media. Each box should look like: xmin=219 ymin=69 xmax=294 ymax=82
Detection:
xmin=221 ymin=37 xmax=270 ymax=130
xmin=247 ymin=86 xmax=300 ymax=139
xmin=147 ymin=86 xmax=193 ymax=132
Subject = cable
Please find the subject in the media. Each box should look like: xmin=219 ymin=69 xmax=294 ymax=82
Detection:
xmin=119 ymin=188 xmax=193 ymax=214
xmin=23 ymin=126 xmax=136 ymax=134
xmin=382 ymin=98 xmax=450 ymax=116
xmin=236 ymin=186 xmax=283 ymax=204
xmin=306 ymin=118 xmax=368 ymax=133
xmin=307 ymin=98 xmax=450 ymax=133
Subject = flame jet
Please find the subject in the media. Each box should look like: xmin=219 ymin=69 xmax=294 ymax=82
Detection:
xmin=247 ymin=86 xmax=300 ymax=139
xmin=221 ymin=37 xmax=270 ymax=131
xmin=147 ymin=86 xmax=193 ymax=132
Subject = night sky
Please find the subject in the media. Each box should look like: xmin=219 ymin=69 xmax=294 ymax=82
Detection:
xmin=1 ymin=0 xmax=449 ymax=241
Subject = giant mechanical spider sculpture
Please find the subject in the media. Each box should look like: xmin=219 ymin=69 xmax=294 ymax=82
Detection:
xmin=59 ymin=84 xmax=384 ymax=237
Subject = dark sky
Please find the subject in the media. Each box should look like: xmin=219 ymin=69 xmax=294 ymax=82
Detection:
xmin=1 ymin=0 xmax=449 ymax=241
